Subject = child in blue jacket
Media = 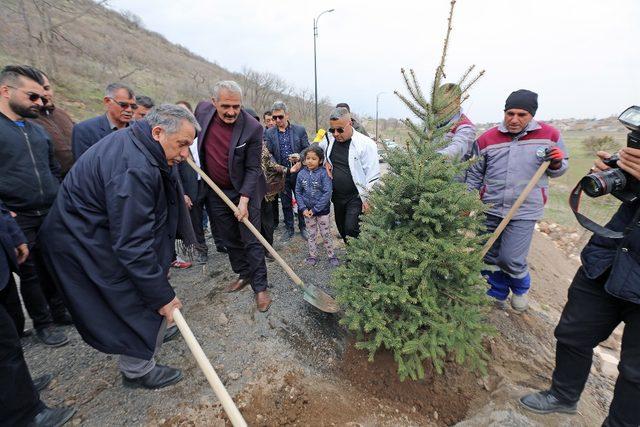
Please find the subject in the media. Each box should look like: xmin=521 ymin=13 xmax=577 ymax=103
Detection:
xmin=295 ymin=145 xmax=338 ymax=266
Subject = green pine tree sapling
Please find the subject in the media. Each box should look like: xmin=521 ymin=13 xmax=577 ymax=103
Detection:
xmin=333 ymin=0 xmax=495 ymax=381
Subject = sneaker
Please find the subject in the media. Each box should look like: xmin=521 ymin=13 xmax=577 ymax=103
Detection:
xmin=328 ymin=257 xmax=340 ymax=267
xmin=300 ymin=229 xmax=309 ymax=241
xmin=171 ymin=257 xmax=192 ymax=269
xmin=511 ymin=293 xmax=529 ymax=312
xmin=305 ymin=257 xmax=318 ymax=266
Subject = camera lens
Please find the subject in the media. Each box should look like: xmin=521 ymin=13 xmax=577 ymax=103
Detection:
xmin=580 ymin=169 xmax=627 ymax=197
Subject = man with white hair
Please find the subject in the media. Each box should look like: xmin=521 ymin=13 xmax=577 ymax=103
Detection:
xmin=40 ymin=104 xmax=199 ymax=389
xmin=320 ymin=107 xmax=380 ymax=242
xmin=194 ymin=81 xmax=271 ymax=312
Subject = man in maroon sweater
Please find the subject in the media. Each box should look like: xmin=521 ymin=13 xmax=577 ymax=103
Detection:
xmin=194 ymin=81 xmax=271 ymax=312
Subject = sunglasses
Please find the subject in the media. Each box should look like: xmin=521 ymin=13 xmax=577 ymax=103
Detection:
xmin=109 ymin=98 xmax=138 ymax=110
xmin=272 ymin=115 xmax=285 ymax=120
xmin=328 ymin=127 xmax=345 ymax=134
xmin=7 ymin=86 xmax=47 ymax=104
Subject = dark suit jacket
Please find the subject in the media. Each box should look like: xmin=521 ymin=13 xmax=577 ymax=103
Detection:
xmin=72 ymin=114 xmax=114 ymax=160
xmin=194 ymin=102 xmax=266 ymax=203
xmin=264 ymin=122 xmax=309 ymax=165
xmin=0 ymin=201 xmax=27 ymax=290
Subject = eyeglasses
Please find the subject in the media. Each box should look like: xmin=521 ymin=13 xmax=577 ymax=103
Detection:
xmin=109 ymin=98 xmax=138 ymax=110
xmin=328 ymin=127 xmax=345 ymax=134
xmin=272 ymin=115 xmax=285 ymax=120
xmin=7 ymin=86 xmax=47 ymax=104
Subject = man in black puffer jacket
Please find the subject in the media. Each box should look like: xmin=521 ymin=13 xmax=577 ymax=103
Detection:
xmin=0 ymin=65 xmax=69 ymax=347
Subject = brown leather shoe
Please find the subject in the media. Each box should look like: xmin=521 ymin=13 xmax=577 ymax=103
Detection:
xmin=255 ymin=291 xmax=272 ymax=312
xmin=225 ymin=278 xmax=250 ymax=293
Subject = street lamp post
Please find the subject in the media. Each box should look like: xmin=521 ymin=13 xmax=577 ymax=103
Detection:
xmin=313 ymin=8 xmax=334 ymax=132
xmin=375 ymin=92 xmax=386 ymax=142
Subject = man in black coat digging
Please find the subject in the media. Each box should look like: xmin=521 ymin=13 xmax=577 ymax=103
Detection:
xmin=39 ymin=104 xmax=200 ymax=390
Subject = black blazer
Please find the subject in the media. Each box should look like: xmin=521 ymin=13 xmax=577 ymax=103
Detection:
xmin=71 ymin=114 xmax=114 ymax=160
xmin=194 ymin=102 xmax=266 ymax=202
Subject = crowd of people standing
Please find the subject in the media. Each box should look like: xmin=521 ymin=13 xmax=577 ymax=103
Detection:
xmin=3 ymin=62 xmax=636 ymax=427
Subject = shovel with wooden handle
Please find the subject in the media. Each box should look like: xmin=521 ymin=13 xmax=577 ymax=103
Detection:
xmin=172 ymin=308 xmax=247 ymax=427
xmin=186 ymin=157 xmax=339 ymax=313
xmin=481 ymin=161 xmax=551 ymax=257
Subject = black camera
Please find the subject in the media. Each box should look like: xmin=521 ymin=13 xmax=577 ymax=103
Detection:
xmin=579 ymin=106 xmax=640 ymax=204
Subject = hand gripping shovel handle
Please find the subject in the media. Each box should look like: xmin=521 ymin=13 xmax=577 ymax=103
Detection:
xmin=481 ymin=161 xmax=550 ymax=257
xmin=186 ymin=157 xmax=305 ymax=289
xmin=172 ymin=308 xmax=247 ymax=427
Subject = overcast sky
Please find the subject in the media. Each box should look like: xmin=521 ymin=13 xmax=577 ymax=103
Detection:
xmin=107 ymin=0 xmax=639 ymax=123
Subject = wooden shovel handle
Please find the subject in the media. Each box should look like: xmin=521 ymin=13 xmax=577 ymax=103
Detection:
xmin=481 ymin=161 xmax=551 ymax=257
xmin=186 ymin=158 xmax=306 ymax=289
xmin=172 ymin=309 xmax=247 ymax=427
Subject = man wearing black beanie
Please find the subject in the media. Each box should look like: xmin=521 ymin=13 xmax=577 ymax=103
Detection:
xmin=465 ymin=89 xmax=568 ymax=313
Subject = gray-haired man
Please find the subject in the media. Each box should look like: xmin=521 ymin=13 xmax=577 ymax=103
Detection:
xmin=72 ymin=82 xmax=137 ymax=159
xmin=264 ymin=101 xmax=310 ymax=240
xmin=194 ymin=81 xmax=272 ymax=312
xmin=40 ymin=104 xmax=199 ymax=389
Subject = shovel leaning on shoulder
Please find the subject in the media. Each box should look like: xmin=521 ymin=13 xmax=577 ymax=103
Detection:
xmin=186 ymin=157 xmax=339 ymax=314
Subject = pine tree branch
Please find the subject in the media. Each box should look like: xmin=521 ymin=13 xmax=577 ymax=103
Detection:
xmin=400 ymin=68 xmax=426 ymax=110
xmin=460 ymin=70 xmax=485 ymax=97
xmin=432 ymin=0 xmax=456 ymax=93
xmin=456 ymin=65 xmax=475 ymax=88
xmin=409 ymin=69 xmax=429 ymax=110
xmin=395 ymin=91 xmax=428 ymax=121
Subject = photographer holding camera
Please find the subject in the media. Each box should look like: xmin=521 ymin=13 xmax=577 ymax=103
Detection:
xmin=520 ymin=106 xmax=640 ymax=427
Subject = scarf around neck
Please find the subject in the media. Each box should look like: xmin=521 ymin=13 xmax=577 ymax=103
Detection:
xmin=131 ymin=120 xmax=197 ymax=251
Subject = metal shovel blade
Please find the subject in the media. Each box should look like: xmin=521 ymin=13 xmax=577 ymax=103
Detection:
xmin=303 ymin=283 xmax=340 ymax=313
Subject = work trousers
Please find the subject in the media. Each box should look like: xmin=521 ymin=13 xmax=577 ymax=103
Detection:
xmin=332 ymin=194 xmax=362 ymax=242
xmin=550 ymin=267 xmax=640 ymax=427
xmin=483 ymin=214 xmax=536 ymax=279
xmin=207 ymin=189 xmax=268 ymax=292
xmin=15 ymin=213 xmax=66 ymax=329
xmin=0 ymin=285 xmax=44 ymax=425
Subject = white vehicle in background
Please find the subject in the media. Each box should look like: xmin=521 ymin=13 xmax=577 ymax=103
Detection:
xmin=377 ymin=139 xmax=398 ymax=162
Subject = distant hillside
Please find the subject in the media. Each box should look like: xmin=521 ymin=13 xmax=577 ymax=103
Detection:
xmin=0 ymin=0 xmax=331 ymax=129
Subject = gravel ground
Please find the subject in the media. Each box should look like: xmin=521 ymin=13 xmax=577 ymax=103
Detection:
xmin=22 ymin=226 xmax=347 ymax=425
